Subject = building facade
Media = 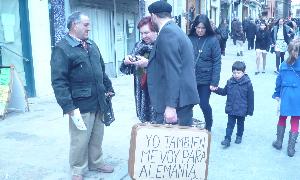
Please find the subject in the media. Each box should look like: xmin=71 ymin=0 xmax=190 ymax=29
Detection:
xmin=1 ymin=0 xmax=141 ymax=97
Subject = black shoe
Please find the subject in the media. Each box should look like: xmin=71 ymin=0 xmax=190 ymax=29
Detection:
xmin=221 ymin=138 xmax=231 ymax=147
xmin=237 ymin=53 xmax=240 ymax=56
xmin=240 ymin=51 xmax=243 ymax=56
xmin=255 ymin=72 xmax=260 ymax=75
xmin=235 ymin=136 xmax=242 ymax=144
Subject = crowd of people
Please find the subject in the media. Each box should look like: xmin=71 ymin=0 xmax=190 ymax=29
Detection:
xmin=49 ymin=1 xmax=300 ymax=179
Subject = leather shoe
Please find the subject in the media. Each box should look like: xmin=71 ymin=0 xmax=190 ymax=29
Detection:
xmin=72 ymin=175 xmax=83 ymax=180
xmin=97 ymin=164 xmax=114 ymax=173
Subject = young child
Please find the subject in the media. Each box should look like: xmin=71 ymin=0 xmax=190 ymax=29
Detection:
xmin=213 ymin=61 xmax=254 ymax=147
xmin=272 ymin=38 xmax=300 ymax=157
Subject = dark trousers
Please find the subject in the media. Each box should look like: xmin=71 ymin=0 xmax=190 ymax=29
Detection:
xmin=275 ymin=51 xmax=285 ymax=71
xmin=220 ymin=39 xmax=227 ymax=54
xmin=152 ymin=105 xmax=194 ymax=126
xmin=225 ymin=115 xmax=245 ymax=141
xmin=197 ymin=84 xmax=213 ymax=131
xmin=247 ymin=38 xmax=255 ymax=50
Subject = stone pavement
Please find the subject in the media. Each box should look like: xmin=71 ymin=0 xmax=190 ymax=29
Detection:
xmin=0 ymin=41 xmax=299 ymax=180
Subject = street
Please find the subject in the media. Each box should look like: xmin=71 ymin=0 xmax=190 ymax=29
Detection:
xmin=0 ymin=40 xmax=299 ymax=180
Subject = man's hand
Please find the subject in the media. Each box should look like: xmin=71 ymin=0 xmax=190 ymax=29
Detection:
xmin=164 ymin=106 xmax=177 ymax=124
xmin=67 ymin=110 xmax=74 ymax=117
xmin=105 ymin=92 xmax=115 ymax=97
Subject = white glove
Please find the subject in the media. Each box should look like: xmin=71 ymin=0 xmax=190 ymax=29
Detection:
xmin=71 ymin=108 xmax=87 ymax=130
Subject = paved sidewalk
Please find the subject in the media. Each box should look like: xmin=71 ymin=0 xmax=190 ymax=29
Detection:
xmin=1 ymin=41 xmax=299 ymax=180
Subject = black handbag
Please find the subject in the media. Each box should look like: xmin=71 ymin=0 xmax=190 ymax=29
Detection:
xmin=102 ymin=94 xmax=115 ymax=126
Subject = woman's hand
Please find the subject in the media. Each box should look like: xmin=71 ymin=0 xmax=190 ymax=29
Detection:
xmin=124 ymin=55 xmax=134 ymax=65
xmin=131 ymin=55 xmax=149 ymax=68
xmin=210 ymin=85 xmax=218 ymax=91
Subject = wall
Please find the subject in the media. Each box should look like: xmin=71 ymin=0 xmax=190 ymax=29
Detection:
xmin=28 ymin=0 xmax=53 ymax=96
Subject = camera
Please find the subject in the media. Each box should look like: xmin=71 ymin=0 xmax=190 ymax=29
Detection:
xmin=129 ymin=55 xmax=138 ymax=62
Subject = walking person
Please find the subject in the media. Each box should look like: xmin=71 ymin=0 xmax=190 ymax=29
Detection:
xmin=120 ymin=16 xmax=157 ymax=123
xmin=271 ymin=18 xmax=294 ymax=73
xmin=134 ymin=1 xmax=199 ymax=126
xmin=235 ymin=25 xmax=246 ymax=56
xmin=231 ymin=18 xmax=245 ymax=56
xmin=51 ymin=12 xmax=114 ymax=180
xmin=255 ymin=21 xmax=271 ymax=74
xmin=213 ymin=61 xmax=254 ymax=147
xmin=216 ymin=19 xmax=230 ymax=56
xmin=245 ymin=19 xmax=257 ymax=50
xmin=189 ymin=14 xmax=221 ymax=131
xmin=272 ymin=38 xmax=300 ymax=157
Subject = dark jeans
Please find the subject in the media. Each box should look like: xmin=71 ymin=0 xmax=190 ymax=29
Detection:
xmin=152 ymin=105 xmax=194 ymax=126
xmin=247 ymin=38 xmax=255 ymax=50
xmin=275 ymin=51 xmax=285 ymax=71
xmin=225 ymin=115 xmax=245 ymax=141
xmin=197 ymin=84 xmax=213 ymax=131
xmin=220 ymin=39 xmax=227 ymax=54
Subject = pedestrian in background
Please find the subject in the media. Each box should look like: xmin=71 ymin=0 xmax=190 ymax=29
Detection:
xmin=189 ymin=14 xmax=221 ymax=131
xmin=134 ymin=1 xmax=199 ymax=126
xmin=216 ymin=18 xmax=230 ymax=56
xmin=234 ymin=25 xmax=246 ymax=56
xmin=120 ymin=16 xmax=157 ymax=123
xmin=272 ymin=38 xmax=300 ymax=157
xmin=245 ymin=18 xmax=257 ymax=50
xmin=213 ymin=61 xmax=254 ymax=148
xmin=271 ymin=18 xmax=294 ymax=74
xmin=231 ymin=17 xmax=244 ymax=56
xmin=51 ymin=12 xmax=114 ymax=180
xmin=255 ymin=21 xmax=271 ymax=75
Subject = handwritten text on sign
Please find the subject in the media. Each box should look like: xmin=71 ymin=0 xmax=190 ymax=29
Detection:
xmin=134 ymin=127 xmax=209 ymax=180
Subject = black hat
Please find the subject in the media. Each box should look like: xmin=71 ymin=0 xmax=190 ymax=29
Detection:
xmin=148 ymin=1 xmax=172 ymax=14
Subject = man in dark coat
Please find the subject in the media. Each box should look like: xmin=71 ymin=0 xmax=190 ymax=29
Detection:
xmin=51 ymin=12 xmax=114 ymax=180
xmin=245 ymin=19 xmax=257 ymax=50
xmin=136 ymin=1 xmax=199 ymax=126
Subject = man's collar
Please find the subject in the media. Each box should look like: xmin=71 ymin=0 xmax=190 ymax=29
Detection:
xmin=66 ymin=34 xmax=92 ymax=47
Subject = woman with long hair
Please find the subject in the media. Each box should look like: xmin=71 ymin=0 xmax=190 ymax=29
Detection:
xmin=255 ymin=21 xmax=271 ymax=74
xmin=271 ymin=18 xmax=294 ymax=73
xmin=188 ymin=14 xmax=221 ymax=131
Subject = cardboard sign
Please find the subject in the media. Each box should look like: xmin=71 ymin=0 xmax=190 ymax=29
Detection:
xmin=129 ymin=124 xmax=211 ymax=180
xmin=0 ymin=66 xmax=28 ymax=119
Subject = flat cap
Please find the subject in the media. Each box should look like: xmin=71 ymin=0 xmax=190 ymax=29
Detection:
xmin=148 ymin=1 xmax=172 ymax=14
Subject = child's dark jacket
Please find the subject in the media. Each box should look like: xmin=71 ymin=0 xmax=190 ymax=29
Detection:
xmin=214 ymin=74 xmax=254 ymax=117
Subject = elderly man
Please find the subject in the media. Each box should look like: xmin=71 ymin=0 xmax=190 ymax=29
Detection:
xmin=51 ymin=12 xmax=114 ymax=180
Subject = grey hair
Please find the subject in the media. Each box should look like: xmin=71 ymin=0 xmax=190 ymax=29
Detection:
xmin=67 ymin=11 xmax=84 ymax=30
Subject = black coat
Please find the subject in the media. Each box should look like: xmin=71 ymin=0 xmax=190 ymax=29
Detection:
xmin=245 ymin=22 xmax=257 ymax=39
xmin=214 ymin=74 xmax=254 ymax=117
xmin=147 ymin=21 xmax=199 ymax=113
xmin=271 ymin=25 xmax=294 ymax=45
xmin=51 ymin=35 xmax=113 ymax=114
xmin=189 ymin=35 xmax=221 ymax=86
xmin=255 ymin=29 xmax=271 ymax=51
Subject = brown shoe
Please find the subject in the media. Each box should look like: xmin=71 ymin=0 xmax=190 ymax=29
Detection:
xmin=72 ymin=175 xmax=83 ymax=180
xmin=97 ymin=164 xmax=114 ymax=173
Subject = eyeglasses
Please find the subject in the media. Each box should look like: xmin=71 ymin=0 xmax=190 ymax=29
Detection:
xmin=195 ymin=26 xmax=206 ymax=30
